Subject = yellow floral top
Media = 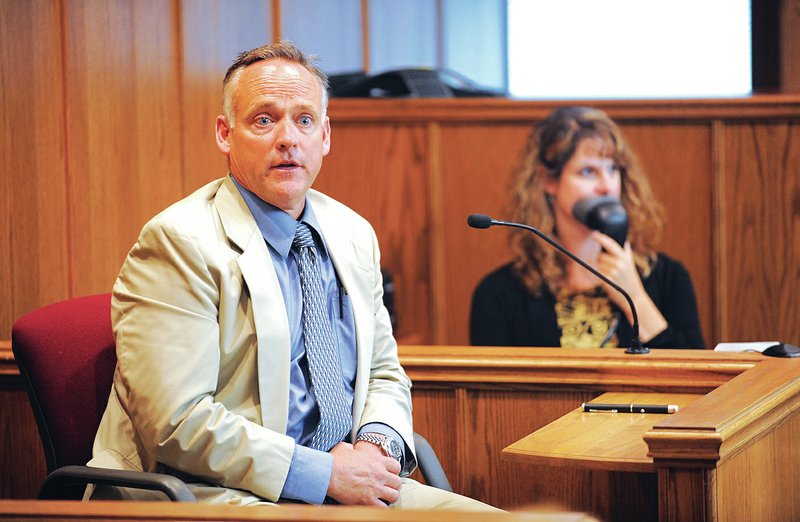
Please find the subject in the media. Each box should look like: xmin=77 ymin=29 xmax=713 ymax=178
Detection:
xmin=554 ymin=287 xmax=619 ymax=348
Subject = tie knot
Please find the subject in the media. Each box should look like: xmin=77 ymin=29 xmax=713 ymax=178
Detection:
xmin=293 ymin=222 xmax=315 ymax=250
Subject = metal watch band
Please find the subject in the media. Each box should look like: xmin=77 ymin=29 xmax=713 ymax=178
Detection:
xmin=356 ymin=432 xmax=402 ymax=463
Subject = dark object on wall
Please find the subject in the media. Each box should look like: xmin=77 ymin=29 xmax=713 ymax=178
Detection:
xmin=381 ymin=268 xmax=397 ymax=330
xmin=329 ymin=68 xmax=504 ymax=98
xmin=751 ymin=1 xmax=780 ymax=92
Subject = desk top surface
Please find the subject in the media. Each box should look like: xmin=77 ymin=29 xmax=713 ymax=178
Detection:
xmin=502 ymin=392 xmax=703 ymax=472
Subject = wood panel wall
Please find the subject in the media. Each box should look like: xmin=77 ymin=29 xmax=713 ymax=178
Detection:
xmin=320 ymin=99 xmax=800 ymax=348
xmin=3 ymin=0 xmax=800 ymax=350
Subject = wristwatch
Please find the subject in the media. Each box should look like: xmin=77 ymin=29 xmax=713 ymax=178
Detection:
xmin=356 ymin=432 xmax=403 ymax=463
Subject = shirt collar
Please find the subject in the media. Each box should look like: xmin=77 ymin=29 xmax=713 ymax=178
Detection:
xmin=230 ymin=175 xmax=327 ymax=259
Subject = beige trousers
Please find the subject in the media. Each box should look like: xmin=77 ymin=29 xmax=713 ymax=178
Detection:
xmin=91 ymin=478 xmax=502 ymax=512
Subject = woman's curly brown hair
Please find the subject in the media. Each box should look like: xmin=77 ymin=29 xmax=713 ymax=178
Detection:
xmin=509 ymin=106 xmax=664 ymax=296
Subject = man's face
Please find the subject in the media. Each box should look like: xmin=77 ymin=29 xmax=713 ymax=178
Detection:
xmin=215 ymin=59 xmax=331 ymax=218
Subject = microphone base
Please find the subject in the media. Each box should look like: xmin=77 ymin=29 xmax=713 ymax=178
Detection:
xmin=625 ymin=340 xmax=650 ymax=355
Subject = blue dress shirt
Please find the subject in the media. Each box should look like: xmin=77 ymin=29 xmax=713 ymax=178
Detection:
xmin=231 ymin=178 xmax=403 ymax=504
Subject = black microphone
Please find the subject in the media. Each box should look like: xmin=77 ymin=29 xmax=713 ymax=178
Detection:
xmin=467 ymin=213 xmax=648 ymax=354
xmin=572 ymin=196 xmax=628 ymax=247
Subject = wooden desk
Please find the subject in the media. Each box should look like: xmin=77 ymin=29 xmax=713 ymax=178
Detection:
xmin=400 ymin=347 xmax=800 ymax=521
xmin=504 ymin=392 xmax=703 ymax=473
xmin=497 ymin=364 xmax=800 ymax=521
xmin=0 ymin=499 xmax=596 ymax=521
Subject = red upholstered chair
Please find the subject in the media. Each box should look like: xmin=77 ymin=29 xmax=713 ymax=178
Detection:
xmin=11 ymin=293 xmax=195 ymax=501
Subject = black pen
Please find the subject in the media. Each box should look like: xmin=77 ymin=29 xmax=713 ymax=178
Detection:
xmin=581 ymin=403 xmax=679 ymax=414
xmin=338 ymin=284 xmax=346 ymax=319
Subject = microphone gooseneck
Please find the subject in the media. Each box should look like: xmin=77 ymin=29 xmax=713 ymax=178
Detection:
xmin=467 ymin=213 xmax=648 ymax=354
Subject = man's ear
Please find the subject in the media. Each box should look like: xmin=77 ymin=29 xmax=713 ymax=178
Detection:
xmin=215 ymin=115 xmax=231 ymax=154
xmin=321 ymin=116 xmax=331 ymax=156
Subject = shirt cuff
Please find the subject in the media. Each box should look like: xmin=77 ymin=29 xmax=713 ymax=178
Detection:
xmin=280 ymin=444 xmax=333 ymax=504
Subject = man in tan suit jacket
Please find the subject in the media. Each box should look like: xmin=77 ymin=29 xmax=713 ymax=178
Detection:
xmin=89 ymin=41 xmax=497 ymax=511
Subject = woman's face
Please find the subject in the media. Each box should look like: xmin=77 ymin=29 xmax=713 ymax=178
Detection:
xmin=545 ymin=137 xmax=622 ymax=231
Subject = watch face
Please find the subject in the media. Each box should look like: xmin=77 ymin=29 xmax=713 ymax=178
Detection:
xmin=387 ymin=438 xmax=402 ymax=460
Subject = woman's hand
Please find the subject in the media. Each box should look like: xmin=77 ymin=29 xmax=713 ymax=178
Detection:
xmin=592 ymin=232 xmax=645 ymax=308
xmin=592 ymin=232 xmax=668 ymax=342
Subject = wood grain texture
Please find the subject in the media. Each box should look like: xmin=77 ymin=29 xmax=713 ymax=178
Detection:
xmin=0 ymin=343 xmax=46 ymax=498
xmin=407 ymin=388 xmax=457 ymax=488
xmin=316 ymin=123 xmax=433 ymax=342
xmin=0 ymin=385 xmax=46 ymax=499
xmin=63 ymin=0 xmax=184 ymax=296
xmin=719 ymin=120 xmax=800 ymax=345
xmin=618 ymin=122 xmax=714 ymax=347
xmin=503 ymin=393 xmax=703 ymax=473
xmin=329 ymin=97 xmax=800 ymax=122
xmin=1 ymin=0 xmax=70 ymax=336
xmin=714 ymin=412 xmax=800 ymax=522
xmin=438 ymin=123 xmax=531 ymax=346
xmin=657 ymin=467 xmax=712 ymax=522
xmin=460 ymin=388 xmax=594 ymax=509
xmin=3 ymin=344 xmax=798 ymax=519
xmin=179 ymin=0 xmax=271 ymax=194
xmin=0 ymin=499 xmax=596 ymax=521
xmin=2 ymin=2 xmax=800 ymax=349
xmin=402 ymin=347 xmax=800 ymax=518
xmin=781 ymin=0 xmax=800 ymax=93
xmin=329 ymin=98 xmax=800 ymax=348
xmin=399 ymin=346 xmax=758 ymax=392
xmin=645 ymin=358 xmax=800 ymax=466
xmin=4 ymin=93 xmax=800 ymax=347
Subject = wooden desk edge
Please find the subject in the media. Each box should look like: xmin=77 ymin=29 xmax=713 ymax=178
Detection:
xmin=645 ymin=358 xmax=800 ymax=463
xmin=4 ymin=345 xmax=762 ymax=389
xmin=399 ymin=346 xmax=760 ymax=392
xmin=502 ymin=447 xmax=656 ymax=473
xmin=0 ymin=500 xmax=597 ymax=522
xmin=0 ymin=341 xmax=16 ymax=378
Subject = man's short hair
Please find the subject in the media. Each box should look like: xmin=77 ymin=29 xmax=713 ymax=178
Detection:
xmin=222 ymin=40 xmax=329 ymax=125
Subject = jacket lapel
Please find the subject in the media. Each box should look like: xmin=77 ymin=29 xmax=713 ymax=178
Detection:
xmin=215 ymin=177 xmax=291 ymax=434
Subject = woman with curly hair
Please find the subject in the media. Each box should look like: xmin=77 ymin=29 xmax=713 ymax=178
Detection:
xmin=470 ymin=106 xmax=704 ymax=349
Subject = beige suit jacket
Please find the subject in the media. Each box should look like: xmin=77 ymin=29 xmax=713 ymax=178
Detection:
xmin=89 ymin=176 xmax=416 ymax=503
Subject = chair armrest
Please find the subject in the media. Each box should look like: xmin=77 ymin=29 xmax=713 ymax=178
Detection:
xmin=413 ymin=432 xmax=452 ymax=492
xmin=38 ymin=465 xmax=197 ymax=502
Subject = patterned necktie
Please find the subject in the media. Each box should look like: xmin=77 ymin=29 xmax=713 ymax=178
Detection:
xmin=292 ymin=221 xmax=351 ymax=451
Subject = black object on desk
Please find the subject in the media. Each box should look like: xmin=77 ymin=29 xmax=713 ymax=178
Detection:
xmin=762 ymin=343 xmax=800 ymax=358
